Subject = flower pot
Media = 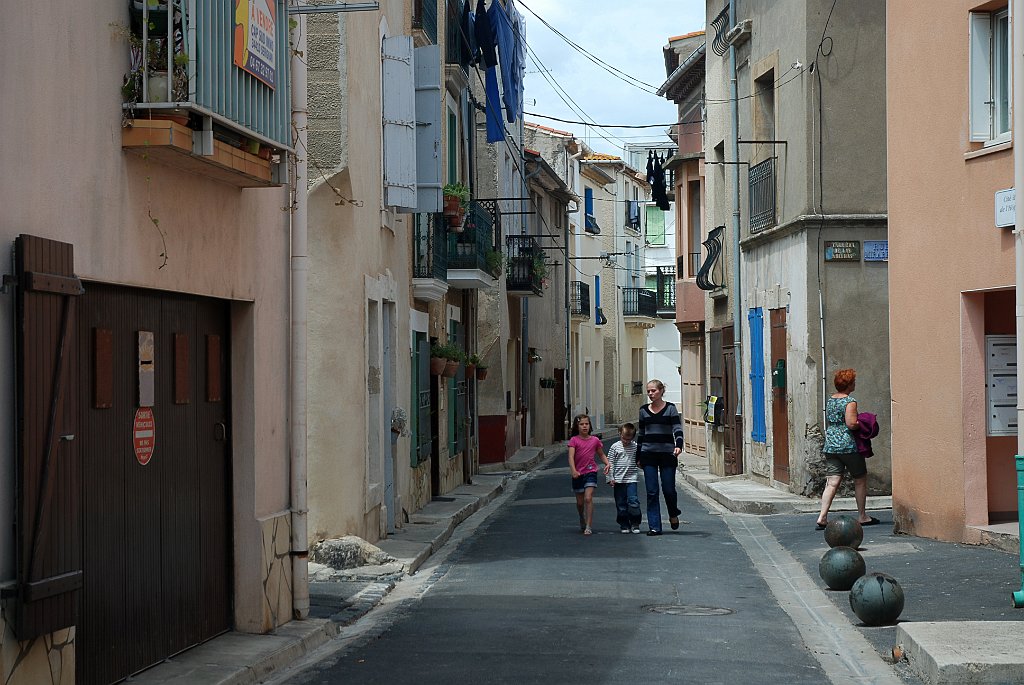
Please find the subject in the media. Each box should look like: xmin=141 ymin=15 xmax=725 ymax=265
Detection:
xmin=447 ymin=211 xmax=465 ymax=232
xmin=475 ymin=367 xmax=488 ymax=381
xmin=429 ymin=356 xmax=447 ymax=375
xmin=442 ymin=361 xmax=459 ymax=378
xmin=465 ymin=363 xmax=475 ymax=374
xmin=443 ymin=195 xmax=462 ymax=218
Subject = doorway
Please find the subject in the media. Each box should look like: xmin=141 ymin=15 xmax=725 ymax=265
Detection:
xmin=770 ymin=308 xmax=790 ymax=484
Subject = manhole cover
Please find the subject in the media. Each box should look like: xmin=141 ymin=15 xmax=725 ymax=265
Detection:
xmin=643 ymin=604 xmax=734 ymax=616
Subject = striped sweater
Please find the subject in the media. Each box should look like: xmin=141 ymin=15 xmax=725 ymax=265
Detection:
xmin=637 ymin=401 xmax=685 ymax=468
xmin=607 ymin=440 xmax=638 ymax=483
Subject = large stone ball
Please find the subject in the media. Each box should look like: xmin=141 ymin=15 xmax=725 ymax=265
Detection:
xmin=849 ymin=572 xmax=905 ymax=626
xmin=818 ymin=546 xmax=867 ymax=590
xmin=824 ymin=515 xmax=864 ymax=549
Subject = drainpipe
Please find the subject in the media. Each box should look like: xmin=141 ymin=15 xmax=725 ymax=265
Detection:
xmin=566 ymin=147 xmax=584 ymax=429
xmin=1011 ymin=0 xmax=1024 ymax=609
xmin=289 ymin=1 xmax=310 ymax=621
xmin=728 ymin=0 xmax=744 ymax=427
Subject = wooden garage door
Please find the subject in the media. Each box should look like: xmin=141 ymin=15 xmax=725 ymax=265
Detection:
xmin=75 ymin=283 xmax=232 ymax=685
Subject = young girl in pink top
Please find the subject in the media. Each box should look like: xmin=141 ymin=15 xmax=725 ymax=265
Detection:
xmin=568 ymin=414 xmax=609 ymax=535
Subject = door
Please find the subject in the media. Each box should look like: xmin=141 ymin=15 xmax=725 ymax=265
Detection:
xmin=723 ymin=326 xmax=743 ymax=476
xmin=770 ymin=308 xmax=790 ymax=484
xmin=383 ymin=304 xmax=395 ymax=533
xmin=681 ymin=336 xmax=706 ymax=455
xmin=76 ymin=284 xmax=231 ymax=685
xmin=553 ymin=368 xmax=565 ymax=441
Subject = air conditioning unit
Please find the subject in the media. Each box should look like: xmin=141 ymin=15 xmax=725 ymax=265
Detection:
xmin=725 ymin=19 xmax=752 ymax=48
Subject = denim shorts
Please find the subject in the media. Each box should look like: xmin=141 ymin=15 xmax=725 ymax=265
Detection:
xmin=571 ymin=472 xmax=598 ymax=492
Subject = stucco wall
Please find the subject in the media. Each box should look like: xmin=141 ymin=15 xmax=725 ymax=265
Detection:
xmin=888 ymin=1 xmax=1015 ymax=542
xmin=1 ymin=1 xmax=294 ymax=678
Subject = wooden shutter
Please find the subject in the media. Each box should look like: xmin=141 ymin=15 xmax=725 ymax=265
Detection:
xmin=748 ymin=307 xmax=766 ymax=443
xmin=11 ymin=235 xmax=84 ymax=639
xmin=383 ymin=35 xmax=417 ymax=209
xmin=413 ymin=44 xmax=443 ymax=214
xmin=415 ymin=336 xmax=431 ymax=464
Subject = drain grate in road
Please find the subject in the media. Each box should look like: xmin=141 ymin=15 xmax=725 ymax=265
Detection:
xmin=643 ymin=604 xmax=734 ymax=616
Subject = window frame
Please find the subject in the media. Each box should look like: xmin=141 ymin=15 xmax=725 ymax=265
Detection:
xmin=970 ymin=7 xmax=1012 ymax=145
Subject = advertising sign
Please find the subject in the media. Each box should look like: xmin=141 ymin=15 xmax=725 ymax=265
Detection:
xmin=233 ymin=0 xmax=277 ymax=88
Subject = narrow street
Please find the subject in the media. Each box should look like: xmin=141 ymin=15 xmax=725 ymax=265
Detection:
xmin=277 ymin=450 xmax=840 ymax=684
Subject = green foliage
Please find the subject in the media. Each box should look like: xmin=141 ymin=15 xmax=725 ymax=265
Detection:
xmin=430 ymin=342 xmax=462 ymax=361
xmin=442 ymin=182 xmax=470 ymax=206
xmin=485 ymin=249 xmax=503 ymax=277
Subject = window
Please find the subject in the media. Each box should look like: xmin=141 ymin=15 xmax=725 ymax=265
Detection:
xmin=584 ymin=187 xmax=599 ymax=233
xmin=970 ymin=8 xmax=1011 ymax=144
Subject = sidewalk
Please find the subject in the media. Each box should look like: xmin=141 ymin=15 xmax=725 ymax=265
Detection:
xmin=677 ymin=451 xmax=1024 ymax=685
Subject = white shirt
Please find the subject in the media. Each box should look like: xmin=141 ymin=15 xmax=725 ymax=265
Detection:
xmin=607 ymin=440 xmax=638 ymax=483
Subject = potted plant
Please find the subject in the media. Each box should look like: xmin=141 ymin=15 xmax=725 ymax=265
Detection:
xmin=442 ymin=183 xmax=470 ymax=231
xmin=531 ymin=253 xmax=549 ymax=282
xmin=475 ymin=362 xmax=488 ymax=381
xmin=430 ymin=342 xmax=461 ymax=378
xmin=466 ymin=353 xmax=481 ymax=374
xmin=485 ymin=249 xmax=503 ymax=278
xmin=429 ymin=342 xmax=451 ymax=375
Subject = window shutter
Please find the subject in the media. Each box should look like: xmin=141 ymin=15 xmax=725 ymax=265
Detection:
xmin=646 ymin=205 xmax=666 ymax=245
xmin=11 ymin=235 xmax=84 ymax=639
xmin=413 ymin=44 xmax=442 ymax=214
xmin=383 ymin=35 xmax=417 ymax=209
xmin=414 ymin=336 xmax=431 ymax=465
xmin=969 ymin=12 xmax=992 ymax=142
xmin=748 ymin=307 xmax=766 ymax=443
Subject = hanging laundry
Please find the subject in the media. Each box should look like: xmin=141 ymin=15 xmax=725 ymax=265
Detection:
xmin=646 ymin=150 xmax=656 ymax=186
xmin=489 ymin=0 xmax=523 ymax=125
xmin=475 ymin=0 xmax=497 ymax=68
xmin=461 ymin=0 xmax=474 ymax=63
xmin=626 ymin=200 xmax=641 ymax=229
xmin=507 ymin=0 xmax=525 ymax=124
xmin=485 ymin=66 xmax=504 ymax=143
xmin=652 ymin=152 xmax=670 ymax=210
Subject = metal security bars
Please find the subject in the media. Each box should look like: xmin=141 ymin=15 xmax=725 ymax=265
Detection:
xmin=710 ymin=5 xmax=731 ymax=56
xmin=570 ymin=281 xmax=591 ymax=318
xmin=413 ymin=213 xmax=448 ymax=280
xmin=655 ymin=266 xmax=676 ymax=314
xmin=749 ymin=157 xmax=777 ymax=233
xmin=448 ymin=201 xmax=497 ymax=273
xmin=506 ymin=235 xmax=544 ymax=296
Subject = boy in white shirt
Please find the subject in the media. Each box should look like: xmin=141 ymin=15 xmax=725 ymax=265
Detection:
xmin=607 ymin=423 xmax=642 ymax=533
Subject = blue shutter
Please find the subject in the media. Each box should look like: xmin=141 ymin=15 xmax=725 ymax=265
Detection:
xmin=748 ymin=307 xmax=766 ymax=443
xmin=585 ymin=188 xmax=593 ymax=215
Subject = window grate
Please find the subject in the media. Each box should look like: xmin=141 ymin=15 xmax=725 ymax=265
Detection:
xmin=749 ymin=157 xmax=777 ymax=233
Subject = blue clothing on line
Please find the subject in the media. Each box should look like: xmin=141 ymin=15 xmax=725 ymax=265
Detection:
xmin=485 ymin=66 xmax=503 ymax=143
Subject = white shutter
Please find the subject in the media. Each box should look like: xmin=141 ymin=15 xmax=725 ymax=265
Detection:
xmin=413 ymin=44 xmax=442 ymax=214
xmin=383 ymin=35 xmax=417 ymax=209
xmin=969 ymin=12 xmax=992 ymax=142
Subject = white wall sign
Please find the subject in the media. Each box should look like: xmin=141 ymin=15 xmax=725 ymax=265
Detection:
xmin=996 ymin=187 xmax=1015 ymax=228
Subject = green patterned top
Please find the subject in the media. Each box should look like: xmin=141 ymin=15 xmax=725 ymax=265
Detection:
xmin=823 ymin=395 xmax=857 ymax=454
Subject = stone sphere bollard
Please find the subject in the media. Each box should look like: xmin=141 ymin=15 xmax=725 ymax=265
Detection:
xmin=818 ymin=546 xmax=867 ymax=590
xmin=824 ymin=515 xmax=864 ymax=549
xmin=849 ymin=572 xmax=905 ymax=626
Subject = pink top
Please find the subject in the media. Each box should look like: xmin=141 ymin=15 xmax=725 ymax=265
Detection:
xmin=568 ymin=435 xmax=601 ymax=475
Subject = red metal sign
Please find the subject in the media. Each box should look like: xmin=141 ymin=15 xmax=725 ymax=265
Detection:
xmin=133 ymin=407 xmax=155 ymax=466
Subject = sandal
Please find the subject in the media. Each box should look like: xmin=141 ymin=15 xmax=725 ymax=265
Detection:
xmin=815 ymin=521 xmax=827 ymax=531
xmin=583 ymin=527 xmax=592 ymax=536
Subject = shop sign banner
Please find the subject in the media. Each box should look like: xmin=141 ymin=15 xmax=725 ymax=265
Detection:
xmin=233 ymin=0 xmax=277 ymax=89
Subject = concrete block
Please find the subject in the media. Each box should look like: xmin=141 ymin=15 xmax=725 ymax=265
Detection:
xmin=898 ymin=621 xmax=1024 ymax=684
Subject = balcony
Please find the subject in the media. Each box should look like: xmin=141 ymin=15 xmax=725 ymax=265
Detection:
xmin=749 ymin=157 xmax=777 ymax=233
xmin=622 ymin=287 xmax=657 ymax=328
xmin=445 ymin=0 xmax=471 ymax=89
xmin=412 ymin=0 xmax=438 ymax=45
xmin=655 ymin=266 xmax=676 ymax=319
xmin=413 ymin=213 xmax=449 ymax=302
xmin=506 ymin=235 xmax=545 ymax=296
xmin=119 ymin=0 xmax=290 ymax=187
xmin=570 ymin=281 xmax=591 ymax=320
xmin=584 ymin=213 xmax=601 ymax=234
xmin=447 ymin=201 xmax=500 ymax=289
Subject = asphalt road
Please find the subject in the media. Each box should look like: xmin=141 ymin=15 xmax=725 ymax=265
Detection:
xmin=282 ymin=453 xmax=836 ymax=684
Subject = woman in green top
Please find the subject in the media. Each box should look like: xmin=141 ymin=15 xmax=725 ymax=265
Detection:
xmin=815 ymin=368 xmax=878 ymax=530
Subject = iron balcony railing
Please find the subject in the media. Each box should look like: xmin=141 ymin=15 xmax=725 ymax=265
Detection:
xmin=677 ymin=252 xmax=702 ymax=279
xmin=445 ymin=0 xmax=471 ymax=70
xmin=126 ymin=0 xmax=291 ymax=149
xmin=749 ymin=157 xmax=777 ymax=233
xmin=622 ymin=287 xmax=658 ymax=318
xmin=448 ymin=200 xmax=498 ymax=275
xmin=655 ymin=266 xmax=676 ymax=313
xmin=413 ymin=213 xmax=448 ymax=280
xmin=506 ymin=235 xmax=544 ymax=295
xmin=584 ymin=213 xmax=600 ymax=234
xmin=412 ymin=0 xmax=438 ymax=44
xmin=570 ymin=281 xmax=591 ymax=318
xmin=632 ymin=381 xmax=644 ymax=396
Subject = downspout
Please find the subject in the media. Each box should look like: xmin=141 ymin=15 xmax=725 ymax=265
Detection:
xmin=729 ymin=0 xmax=744 ymax=425
xmin=289 ymin=1 xmax=310 ymax=620
xmin=1011 ymin=0 xmax=1024 ymax=608
xmin=566 ymin=147 xmax=585 ymax=429
xmin=523 ymin=149 xmax=541 ymax=443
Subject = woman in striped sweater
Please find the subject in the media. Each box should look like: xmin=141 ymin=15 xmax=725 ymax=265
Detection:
xmin=637 ymin=379 xmax=684 ymax=536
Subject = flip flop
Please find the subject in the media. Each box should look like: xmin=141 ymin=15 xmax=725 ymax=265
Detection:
xmin=815 ymin=522 xmax=827 ymax=531
xmin=861 ymin=517 xmax=881 ymax=526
